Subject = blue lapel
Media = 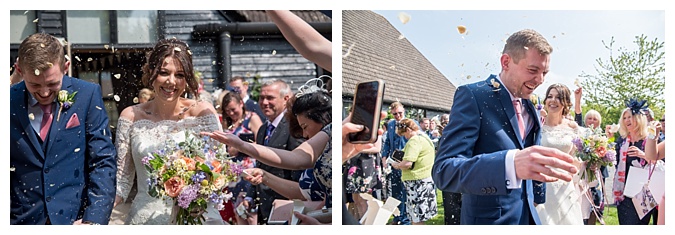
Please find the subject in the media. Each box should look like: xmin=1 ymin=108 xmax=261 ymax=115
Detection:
xmin=45 ymin=75 xmax=73 ymax=155
xmin=12 ymin=83 xmax=45 ymax=160
xmin=489 ymin=75 xmax=524 ymax=149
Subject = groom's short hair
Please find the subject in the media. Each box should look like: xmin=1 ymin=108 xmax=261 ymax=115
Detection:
xmin=18 ymin=33 xmax=66 ymax=74
xmin=503 ymin=29 xmax=553 ymax=63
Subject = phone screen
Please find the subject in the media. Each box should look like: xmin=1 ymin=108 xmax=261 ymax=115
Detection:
xmin=349 ymin=80 xmax=383 ymax=143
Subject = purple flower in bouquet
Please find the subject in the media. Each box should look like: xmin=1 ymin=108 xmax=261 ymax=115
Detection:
xmin=572 ymin=138 xmax=584 ymax=152
xmin=178 ymin=184 xmax=200 ymax=209
xmin=142 ymin=152 xmax=155 ymax=166
xmin=604 ymin=150 xmax=616 ymax=163
xmin=228 ymin=161 xmax=244 ymax=175
xmin=192 ymin=171 xmax=207 ymax=184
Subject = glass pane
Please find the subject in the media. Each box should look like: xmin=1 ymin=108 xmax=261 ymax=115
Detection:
xmin=100 ymin=71 xmax=114 ymax=98
xmin=10 ymin=10 xmax=36 ymax=44
xmin=117 ymin=10 xmax=158 ymax=44
xmin=66 ymin=10 xmax=110 ymax=44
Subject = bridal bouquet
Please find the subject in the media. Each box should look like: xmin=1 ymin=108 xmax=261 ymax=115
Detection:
xmin=572 ymin=126 xmax=617 ymax=182
xmin=143 ymin=131 xmax=243 ymax=225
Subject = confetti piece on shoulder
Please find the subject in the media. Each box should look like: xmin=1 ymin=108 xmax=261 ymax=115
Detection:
xmin=28 ymin=113 xmax=35 ymax=120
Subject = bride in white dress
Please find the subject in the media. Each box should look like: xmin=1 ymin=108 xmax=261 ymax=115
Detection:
xmin=114 ymin=38 xmax=225 ymax=225
xmin=535 ymin=84 xmax=587 ymax=225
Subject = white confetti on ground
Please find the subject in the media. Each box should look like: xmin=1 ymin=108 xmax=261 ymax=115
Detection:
xmin=398 ymin=12 xmax=411 ymax=24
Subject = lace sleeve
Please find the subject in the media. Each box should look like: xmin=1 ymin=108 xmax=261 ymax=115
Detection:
xmin=115 ymin=118 xmax=135 ymax=201
xmin=188 ymin=114 xmax=223 ymax=133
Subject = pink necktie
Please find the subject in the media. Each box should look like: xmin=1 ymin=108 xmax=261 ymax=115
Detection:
xmin=513 ymin=100 xmax=525 ymax=140
xmin=40 ymin=104 xmax=53 ymax=141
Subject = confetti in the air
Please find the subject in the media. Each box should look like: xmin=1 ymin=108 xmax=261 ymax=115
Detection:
xmin=65 ymin=55 xmax=70 ymax=61
xmin=574 ymin=78 xmax=581 ymax=88
xmin=33 ymin=18 xmax=39 ymax=23
xmin=467 ymin=75 xmax=472 ymax=79
xmin=10 ymin=167 xmax=15 ymax=172
xmin=24 ymin=11 xmax=28 ymax=15
xmin=87 ymin=58 xmax=93 ymax=62
xmin=75 ymin=56 xmax=81 ymax=61
xmin=457 ymin=25 xmax=467 ymax=34
xmin=342 ymin=43 xmax=355 ymax=58
xmin=389 ymin=65 xmax=396 ymax=70
xmin=524 ymin=46 xmax=529 ymax=50
xmin=95 ymin=106 xmax=102 ymax=110
xmin=47 ymin=62 xmax=53 ymax=68
xmin=74 ymin=148 xmax=80 ymax=153
xmin=114 ymin=74 xmax=121 ymax=79
xmin=212 ymin=61 xmax=217 ymax=65
xmin=272 ymin=50 xmax=277 ymax=55
xmin=398 ymin=34 xmax=405 ymax=40
xmin=133 ymin=97 xmax=139 ymax=104
xmin=187 ymin=50 xmax=192 ymax=55
xmin=398 ymin=12 xmax=411 ymax=24
xmin=114 ymin=95 xmax=120 ymax=102
xmin=104 ymin=45 xmax=109 ymax=50
xmin=34 ymin=69 xmax=40 ymax=76
xmin=174 ymin=47 xmax=182 ymax=52
xmin=28 ymin=113 xmax=35 ymax=121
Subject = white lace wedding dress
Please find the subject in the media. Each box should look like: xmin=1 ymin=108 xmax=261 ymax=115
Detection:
xmin=535 ymin=123 xmax=585 ymax=225
xmin=115 ymin=114 xmax=225 ymax=225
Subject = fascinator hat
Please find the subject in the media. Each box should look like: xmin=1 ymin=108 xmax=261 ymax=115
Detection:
xmin=625 ymin=98 xmax=649 ymax=115
xmin=295 ymin=75 xmax=331 ymax=98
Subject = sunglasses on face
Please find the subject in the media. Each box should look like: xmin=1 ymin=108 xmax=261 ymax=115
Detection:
xmin=660 ymin=119 xmax=665 ymax=122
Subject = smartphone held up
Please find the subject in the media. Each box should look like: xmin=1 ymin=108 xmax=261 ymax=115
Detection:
xmin=348 ymin=79 xmax=385 ymax=144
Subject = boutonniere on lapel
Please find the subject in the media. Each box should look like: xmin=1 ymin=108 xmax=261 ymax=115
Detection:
xmin=490 ymin=78 xmax=501 ymax=92
xmin=56 ymin=90 xmax=77 ymax=121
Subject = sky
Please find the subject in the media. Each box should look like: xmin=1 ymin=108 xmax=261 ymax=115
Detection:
xmin=372 ymin=10 xmax=666 ymax=100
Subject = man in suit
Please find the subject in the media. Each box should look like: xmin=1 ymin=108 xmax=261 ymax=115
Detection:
xmin=10 ymin=33 xmax=117 ymax=225
xmin=229 ymin=76 xmax=267 ymax=123
xmin=241 ymin=79 xmax=303 ymax=225
xmin=432 ymin=29 xmax=578 ymax=225
xmin=381 ymin=101 xmax=416 ymax=225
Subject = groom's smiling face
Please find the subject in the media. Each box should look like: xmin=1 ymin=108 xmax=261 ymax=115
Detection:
xmin=21 ymin=62 xmax=67 ymax=106
xmin=501 ymin=48 xmax=550 ymax=99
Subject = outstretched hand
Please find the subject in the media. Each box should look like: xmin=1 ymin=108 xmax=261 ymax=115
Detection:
xmin=242 ymin=168 xmax=264 ymax=185
xmin=201 ymin=131 xmax=244 ymax=148
xmin=293 ymin=211 xmax=324 ymax=225
xmin=514 ymin=145 xmax=578 ymax=182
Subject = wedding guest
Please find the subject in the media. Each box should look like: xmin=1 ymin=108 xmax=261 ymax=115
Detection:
xmin=381 ymin=102 xmax=413 ymax=225
xmin=391 ymin=119 xmax=438 ymax=225
xmin=612 ymin=99 xmax=653 ymax=225
xmin=114 ymin=38 xmax=225 ymax=225
xmin=218 ymin=91 xmax=262 ymax=223
xmin=229 ymin=76 xmax=266 ymax=123
xmin=645 ymin=120 xmax=665 ymax=225
xmin=10 ymin=32 xmax=117 ymax=225
xmin=573 ymin=87 xmax=607 ymax=225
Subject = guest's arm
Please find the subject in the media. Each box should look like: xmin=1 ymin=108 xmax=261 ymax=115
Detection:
xmin=266 ymin=10 xmax=332 ymax=72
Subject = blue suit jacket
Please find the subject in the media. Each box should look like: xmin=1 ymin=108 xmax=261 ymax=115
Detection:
xmin=432 ymin=75 xmax=544 ymax=225
xmin=10 ymin=76 xmax=117 ymax=225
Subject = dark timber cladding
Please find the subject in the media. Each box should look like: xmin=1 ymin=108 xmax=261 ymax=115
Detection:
xmin=342 ymin=10 xmax=455 ymax=113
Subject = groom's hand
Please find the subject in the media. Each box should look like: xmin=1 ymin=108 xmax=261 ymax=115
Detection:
xmin=514 ymin=146 xmax=578 ymax=182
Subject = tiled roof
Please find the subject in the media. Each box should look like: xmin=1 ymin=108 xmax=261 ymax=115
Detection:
xmin=342 ymin=10 xmax=455 ymax=112
xmin=235 ymin=10 xmax=331 ymax=23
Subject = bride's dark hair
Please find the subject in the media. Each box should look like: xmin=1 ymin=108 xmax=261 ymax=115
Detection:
xmin=544 ymin=83 xmax=572 ymax=116
xmin=141 ymin=38 xmax=197 ymax=99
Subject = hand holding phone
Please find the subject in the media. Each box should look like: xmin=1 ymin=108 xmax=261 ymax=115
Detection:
xmin=348 ymin=79 xmax=385 ymax=144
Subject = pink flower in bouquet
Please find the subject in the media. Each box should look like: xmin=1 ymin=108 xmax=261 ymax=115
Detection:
xmin=164 ymin=176 xmax=185 ymax=198
xmin=596 ymin=146 xmax=607 ymax=158
xmin=183 ymin=157 xmax=197 ymax=171
xmin=211 ymin=160 xmax=222 ymax=172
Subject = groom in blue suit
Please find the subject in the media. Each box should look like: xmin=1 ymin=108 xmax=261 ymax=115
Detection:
xmin=433 ymin=29 xmax=578 ymax=225
xmin=10 ymin=33 xmax=117 ymax=225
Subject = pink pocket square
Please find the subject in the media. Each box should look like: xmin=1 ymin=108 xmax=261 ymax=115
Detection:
xmin=66 ymin=113 xmax=81 ymax=129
